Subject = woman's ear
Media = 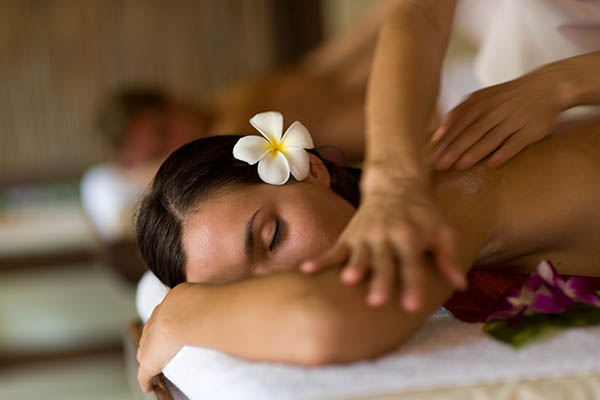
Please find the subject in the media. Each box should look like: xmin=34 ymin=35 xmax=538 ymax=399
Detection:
xmin=306 ymin=153 xmax=331 ymax=186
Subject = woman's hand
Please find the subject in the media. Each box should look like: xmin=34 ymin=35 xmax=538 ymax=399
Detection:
xmin=431 ymin=70 xmax=564 ymax=170
xmin=301 ymin=173 xmax=466 ymax=312
xmin=137 ymin=302 xmax=183 ymax=393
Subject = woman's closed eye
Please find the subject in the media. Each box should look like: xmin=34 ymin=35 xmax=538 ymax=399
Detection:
xmin=269 ymin=217 xmax=282 ymax=252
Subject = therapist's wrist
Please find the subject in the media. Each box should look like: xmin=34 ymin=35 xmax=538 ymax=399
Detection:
xmin=542 ymin=56 xmax=600 ymax=110
xmin=557 ymin=71 xmax=586 ymax=110
xmin=361 ymin=161 xmax=431 ymax=198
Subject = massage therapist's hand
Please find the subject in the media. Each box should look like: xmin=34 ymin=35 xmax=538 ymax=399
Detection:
xmin=301 ymin=172 xmax=467 ymax=311
xmin=137 ymin=300 xmax=183 ymax=393
xmin=431 ymin=70 xmax=563 ymax=170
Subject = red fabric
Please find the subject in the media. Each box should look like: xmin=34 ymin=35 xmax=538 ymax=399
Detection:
xmin=443 ymin=269 xmax=600 ymax=323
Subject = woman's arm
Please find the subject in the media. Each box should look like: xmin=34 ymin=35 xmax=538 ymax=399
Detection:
xmin=143 ymin=257 xmax=472 ymax=373
xmin=140 ymin=266 xmax=462 ymax=390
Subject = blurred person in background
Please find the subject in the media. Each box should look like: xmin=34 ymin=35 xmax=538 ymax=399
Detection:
xmin=97 ymin=87 xmax=209 ymax=170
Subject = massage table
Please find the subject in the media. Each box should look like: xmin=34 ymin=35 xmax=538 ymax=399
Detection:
xmin=124 ymin=321 xmax=600 ymax=400
xmin=127 ymin=271 xmax=600 ymax=400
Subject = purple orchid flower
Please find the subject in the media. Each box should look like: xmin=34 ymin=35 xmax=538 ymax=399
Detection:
xmin=536 ymin=260 xmax=600 ymax=308
xmin=487 ymin=260 xmax=600 ymax=322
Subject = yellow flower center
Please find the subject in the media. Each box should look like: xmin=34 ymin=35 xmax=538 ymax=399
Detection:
xmin=266 ymin=140 xmax=286 ymax=156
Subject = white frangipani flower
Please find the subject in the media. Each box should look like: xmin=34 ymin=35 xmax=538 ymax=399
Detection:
xmin=232 ymin=111 xmax=314 ymax=185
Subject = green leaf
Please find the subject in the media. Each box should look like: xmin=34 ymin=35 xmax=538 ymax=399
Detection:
xmin=484 ymin=305 xmax=600 ymax=348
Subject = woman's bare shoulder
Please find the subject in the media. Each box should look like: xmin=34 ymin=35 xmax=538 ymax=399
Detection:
xmin=483 ymin=120 xmax=600 ymax=274
xmin=433 ymin=120 xmax=600 ymax=273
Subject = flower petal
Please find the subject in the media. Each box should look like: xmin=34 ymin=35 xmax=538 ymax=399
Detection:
xmin=284 ymin=147 xmax=310 ymax=181
xmin=250 ymin=111 xmax=283 ymax=143
xmin=537 ymin=260 xmax=558 ymax=286
xmin=531 ymin=292 xmax=569 ymax=314
xmin=523 ymin=273 xmax=545 ymax=292
xmin=487 ymin=306 xmax=525 ymax=322
xmin=257 ymin=152 xmax=290 ymax=185
xmin=233 ymin=135 xmax=269 ymax=165
xmin=281 ymin=121 xmax=314 ymax=149
xmin=563 ymin=277 xmax=600 ymax=307
xmin=548 ymin=280 xmax=578 ymax=308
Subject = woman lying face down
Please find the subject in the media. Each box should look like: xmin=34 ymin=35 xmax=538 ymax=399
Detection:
xmin=134 ymin=121 xmax=600 ymax=394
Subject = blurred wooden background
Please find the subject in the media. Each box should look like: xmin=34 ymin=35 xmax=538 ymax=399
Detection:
xmin=0 ymin=0 xmax=325 ymax=185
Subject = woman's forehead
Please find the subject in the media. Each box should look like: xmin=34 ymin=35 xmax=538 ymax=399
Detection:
xmin=182 ymin=196 xmax=251 ymax=282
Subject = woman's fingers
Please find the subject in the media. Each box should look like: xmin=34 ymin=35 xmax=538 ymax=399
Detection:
xmin=365 ymin=242 xmax=396 ymax=306
xmin=136 ymin=337 xmax=155 ymax=393
xmin=341 ymin=242 xmax=370 ymax=284
xmin=300 ymin=244 xmax=349 ymax=273
xmin=137 ymin=367 xmax=154 ymax=393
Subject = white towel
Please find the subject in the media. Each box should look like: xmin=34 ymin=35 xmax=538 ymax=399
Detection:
xmin=80 ymin=164 xmax=148 ymax=241
xmin=137 ymin=271 xmax=600 ymax=400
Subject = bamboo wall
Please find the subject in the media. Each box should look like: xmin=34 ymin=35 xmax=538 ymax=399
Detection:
xmin=0 ymin=0 xmax=320 ymax=184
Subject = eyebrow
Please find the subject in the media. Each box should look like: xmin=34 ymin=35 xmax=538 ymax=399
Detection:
xmin=245 ymin=208 xmax=261 ymax=256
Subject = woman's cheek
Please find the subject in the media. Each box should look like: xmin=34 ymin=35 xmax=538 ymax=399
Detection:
xmin=279 ymin=220 xmax=324 ymax=266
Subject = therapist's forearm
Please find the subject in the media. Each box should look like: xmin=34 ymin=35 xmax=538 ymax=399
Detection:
xmin=365 ymin=1 xmax=455 ymax=188
xmin=554 ymin=51 xmax=600 ymax=109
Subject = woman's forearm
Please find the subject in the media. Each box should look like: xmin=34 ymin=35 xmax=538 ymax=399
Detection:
xmin=162 ymin=273 xmax=334 ymax=365
xmin=365 ymin=1 xmax=456 ymax=186
xmin=554 ymin=51 xmax=600 ymax=109
xmin=161 ymin=261 xmax=472 ymax=365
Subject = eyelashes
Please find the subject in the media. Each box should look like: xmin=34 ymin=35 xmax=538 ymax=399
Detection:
xmin=269 ymin=217 xmax=282 ymax=252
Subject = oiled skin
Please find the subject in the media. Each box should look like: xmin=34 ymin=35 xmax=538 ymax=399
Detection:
xmin=433 ymin=121 xmax=600 ymax=277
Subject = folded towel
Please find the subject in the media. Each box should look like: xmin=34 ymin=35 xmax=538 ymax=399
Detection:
xmin=136 ymin=271 xmax=600 ymax=400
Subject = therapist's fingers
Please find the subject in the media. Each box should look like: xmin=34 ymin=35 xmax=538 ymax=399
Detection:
xmin=432 ymin=101 xmax=487 ymax=157
xmin=365 ymin=242 xmax=396 ymax=306
xmin=340 ymin=242 xmax=370 ymax=285
xmin=430 ymin=225 xmax=466 ymax=291
xmin=435 ymin=106 xmax=512 ymax=170
xmin=300 ymin=243 xmax=349 ymax=273
xmin=455 ymin=120 xmax=519 ymax=170
xmin=432 ymin=97 xmax=481 ymax=143
xmin=486 ymin=124 xmax=542 ymax=167
xmin=391 ymin=233 xmax=426 ymax=312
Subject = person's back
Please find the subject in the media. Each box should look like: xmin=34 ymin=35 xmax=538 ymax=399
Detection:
xmin=432 ymin=120 xmax=600 ymax=276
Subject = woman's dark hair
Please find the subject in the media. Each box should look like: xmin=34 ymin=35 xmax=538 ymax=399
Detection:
xmin=136 ymin=135 xmax=360 ymax=288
